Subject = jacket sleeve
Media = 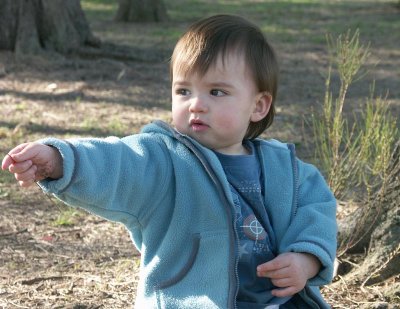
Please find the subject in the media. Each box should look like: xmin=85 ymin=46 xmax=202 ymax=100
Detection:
xmin=37 ymin=133 xmax=173 ymax=228
xmin=279 ymin=159 xmax=337 ymax=286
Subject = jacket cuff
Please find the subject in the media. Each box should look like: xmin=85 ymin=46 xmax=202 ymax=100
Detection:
xmin=287 ymin=242 xmax=335 ymax=286
xmin=36 ymin=138 xmax=75 ymax=194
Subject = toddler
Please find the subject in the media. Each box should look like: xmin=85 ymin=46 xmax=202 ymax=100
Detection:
xmin=2 ymin=14 xmax=337 ymax=309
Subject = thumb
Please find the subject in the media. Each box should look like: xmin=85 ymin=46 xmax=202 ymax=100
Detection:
xmin=2 ymin=153 xmax=14 ymax=170
xmin=257 ymin=254 xmax=288 ymax=273
xmin=9 ymin=143 xmax=40 ymax=162
xmin=2 ymin=143 xmax=29 ymax=170
xmin=2 ymin=143 xmax=42 ymax=170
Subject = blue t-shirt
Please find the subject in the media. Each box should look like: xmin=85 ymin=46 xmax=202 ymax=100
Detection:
xmin=214 ymin=142 xmax=291 ymax=308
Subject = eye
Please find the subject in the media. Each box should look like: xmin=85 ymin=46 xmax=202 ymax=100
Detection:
xmin=210 ymin=89 xmax=227 ymax=97
xmin=175 ymin=88 xmax=190 ymax=96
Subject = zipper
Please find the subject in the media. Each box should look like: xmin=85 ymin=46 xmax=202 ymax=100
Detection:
xmin=254 ymin=142 xmax=278 ymax=254
xmin=168 ymin=128 xmax=240 ymax=309
xmin=288 ymin=143 xmax=299 ymax=220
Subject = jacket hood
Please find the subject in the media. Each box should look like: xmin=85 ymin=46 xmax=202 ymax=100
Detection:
xmin=141 ymin=120 xmax=177 ymax=137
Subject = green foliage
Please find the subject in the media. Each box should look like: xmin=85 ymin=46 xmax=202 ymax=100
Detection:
xmin=53 ymin=208 xmax=81 ymax=227
xmin=107 ymin=117 xmax=127 ymax=136
xmin=358 ymin=90 xmax=398 ymax=191
xmin=81 ymin=0 xmax=117 ymax=20
xmin=312 ymin=31 xmax=398 ymax=200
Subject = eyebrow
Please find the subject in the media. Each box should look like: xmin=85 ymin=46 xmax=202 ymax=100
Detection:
xmin=172 ymin=80 xmax=191 ymax=87
xmin=173 ymin=80 xmax=234 ymax=89
xmin=207 ymin=82 xmax=234 ymax=89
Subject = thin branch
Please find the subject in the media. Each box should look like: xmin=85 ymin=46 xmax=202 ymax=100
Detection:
xmin=0 ymin=229 xmax=28 ymax=237
xmin=19 ymin=275 xmax=71 ymax=285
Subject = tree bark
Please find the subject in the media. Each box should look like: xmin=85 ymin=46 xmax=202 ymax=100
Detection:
xmin=336 ymin=140 xmax=400 ymax=288
xmin=0 ymin=0 xmax=100 ymax=56
xmin=115 ymin=0 xmax=168 ymax=22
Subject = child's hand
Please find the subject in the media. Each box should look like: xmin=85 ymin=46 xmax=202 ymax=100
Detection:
xmin=2 ymin=143 xmax=63 ymax=187
xmin=257 ymin=252 xmax=321 ymax=298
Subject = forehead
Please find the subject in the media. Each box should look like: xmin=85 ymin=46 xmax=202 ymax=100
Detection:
xmin=207 ymin=52 xmax=249 ymax=77
xmin=172 ymin=49 xmax=250 ymax=79
xmin=173 ymin=51 xmax=258 ymax=93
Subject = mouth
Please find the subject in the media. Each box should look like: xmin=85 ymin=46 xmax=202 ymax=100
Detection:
xmin=190 ymin=119 xmax=209 ymax=132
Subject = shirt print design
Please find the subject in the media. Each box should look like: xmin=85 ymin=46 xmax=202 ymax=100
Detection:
xmin=242 ymin=214 xmax=267 ymax=242
xmin=231 ymin=191 xmax=270 ymax=260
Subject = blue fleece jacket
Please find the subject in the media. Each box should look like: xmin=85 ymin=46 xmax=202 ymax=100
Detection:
xmin=38 ymin=121 xmax=337 ymax=309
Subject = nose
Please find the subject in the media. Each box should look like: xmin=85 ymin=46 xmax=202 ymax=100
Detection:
xmin=189 ymin=95 xmax=208 ymax=113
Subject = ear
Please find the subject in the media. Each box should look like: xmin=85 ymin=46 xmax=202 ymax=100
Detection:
xmin=250 ymin=92 xmax=272 ymax=122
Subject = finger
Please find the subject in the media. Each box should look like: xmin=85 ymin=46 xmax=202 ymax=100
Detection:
xmin=10 ymin=143 xmax=40 ymax=162
xmin=2 ymin=153 xmax=16 ymax=170
xmin=271 ymin=286 xmax=298 ymax=298
xmin=14 ymin=165 xmax=37 ymax=182
xmin=257 ymin=257 xmax=290 ymax=273
xmin=271 ymin=277 xmax=292 ymax=288
xmin=258 ymin=266 xmax=290 ymax=279
xmin=2 ymin=143 xmax=30 ymax=169
xmin=6 ymin=143 xmax=30 ymax=158
xmin=18 ymin=179 xmax=36 ymax=188
xmin=8 ymin=160 xmax=33 ymax=174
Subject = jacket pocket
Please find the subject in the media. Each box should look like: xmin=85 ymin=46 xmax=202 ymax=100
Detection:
xmin=154 ymin=231 xmax=229 ymax=309
xmin=155 ymin=233 xmax=201 ymax=289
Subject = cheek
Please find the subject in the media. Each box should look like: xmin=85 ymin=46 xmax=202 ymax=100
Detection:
xmin=171 ymin=104 xmax=186 ymax=127
xmin=218 ymin=107 xmax=242 ymax=123
xmin=214 ymin=109 xmax=251 ymax=134
xmin=214 ymin=112 xmax=238 ymax=131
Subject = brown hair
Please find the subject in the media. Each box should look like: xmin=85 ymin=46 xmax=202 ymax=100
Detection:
xmin=170 ymin=14 xmax=279 ymax=139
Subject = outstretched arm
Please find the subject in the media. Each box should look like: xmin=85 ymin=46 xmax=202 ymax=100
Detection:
xmin=2 ymin=142 xmax=63 ymax=187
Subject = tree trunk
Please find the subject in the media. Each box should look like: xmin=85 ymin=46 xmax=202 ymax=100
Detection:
xmin=0 ymin=0 xmax=100 ymax=56
xmin=336 ymin=140 xmax=400 ymax=290
xmin=115 ymin=0 xmax=168 ymax=22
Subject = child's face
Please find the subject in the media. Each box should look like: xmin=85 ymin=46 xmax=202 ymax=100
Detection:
xmin=172 ymin=52 xmax=270 ymax=155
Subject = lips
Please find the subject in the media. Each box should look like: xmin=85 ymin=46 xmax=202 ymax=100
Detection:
xmin=190 ymin=119 xmax=209 ymax=132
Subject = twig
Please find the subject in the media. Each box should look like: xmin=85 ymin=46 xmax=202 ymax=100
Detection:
xmin=34 ymin=244 xmax=49 ymax=253
xmin=6 ymin=300 xmax=30 ymax=308
xmin=361 ymin=243 xmax=400 ymax=288
xmin=345 ymin=296 xmax=361 ymax=306
xmin=341 ymin=257 xmax=361 ymax=269
xmin=337 ymin=275 xmax=349 ymax=290
xmin=355 ymin=301 xmax=389 ymax=305
xmin=0 ymin=228 xmax=28 ymax=237
xmin=54 ymin=254 xmax=73 ymax=259
xmin=322 ymin=285 xmax=334 ymax=292
xmin=55 ymin=228 xmax=82 ymax=234
xmin=19 ymin=275 xmax=70 ymax=285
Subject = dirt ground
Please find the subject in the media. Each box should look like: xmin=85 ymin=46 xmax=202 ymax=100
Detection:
xmin=1 ymin=2 xmax=400 ymax=308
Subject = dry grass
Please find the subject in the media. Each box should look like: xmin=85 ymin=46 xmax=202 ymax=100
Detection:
xmin=0 ymin=194 xmax=139 ymax=308
xmin=1 ymin=1 xmax=399 ymax=308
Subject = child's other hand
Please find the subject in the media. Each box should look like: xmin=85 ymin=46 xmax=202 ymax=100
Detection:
xmin=257 ymin=252 xmax=321 ymax=298
xmin=2 ymin=143 xmax=63 ymax=187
